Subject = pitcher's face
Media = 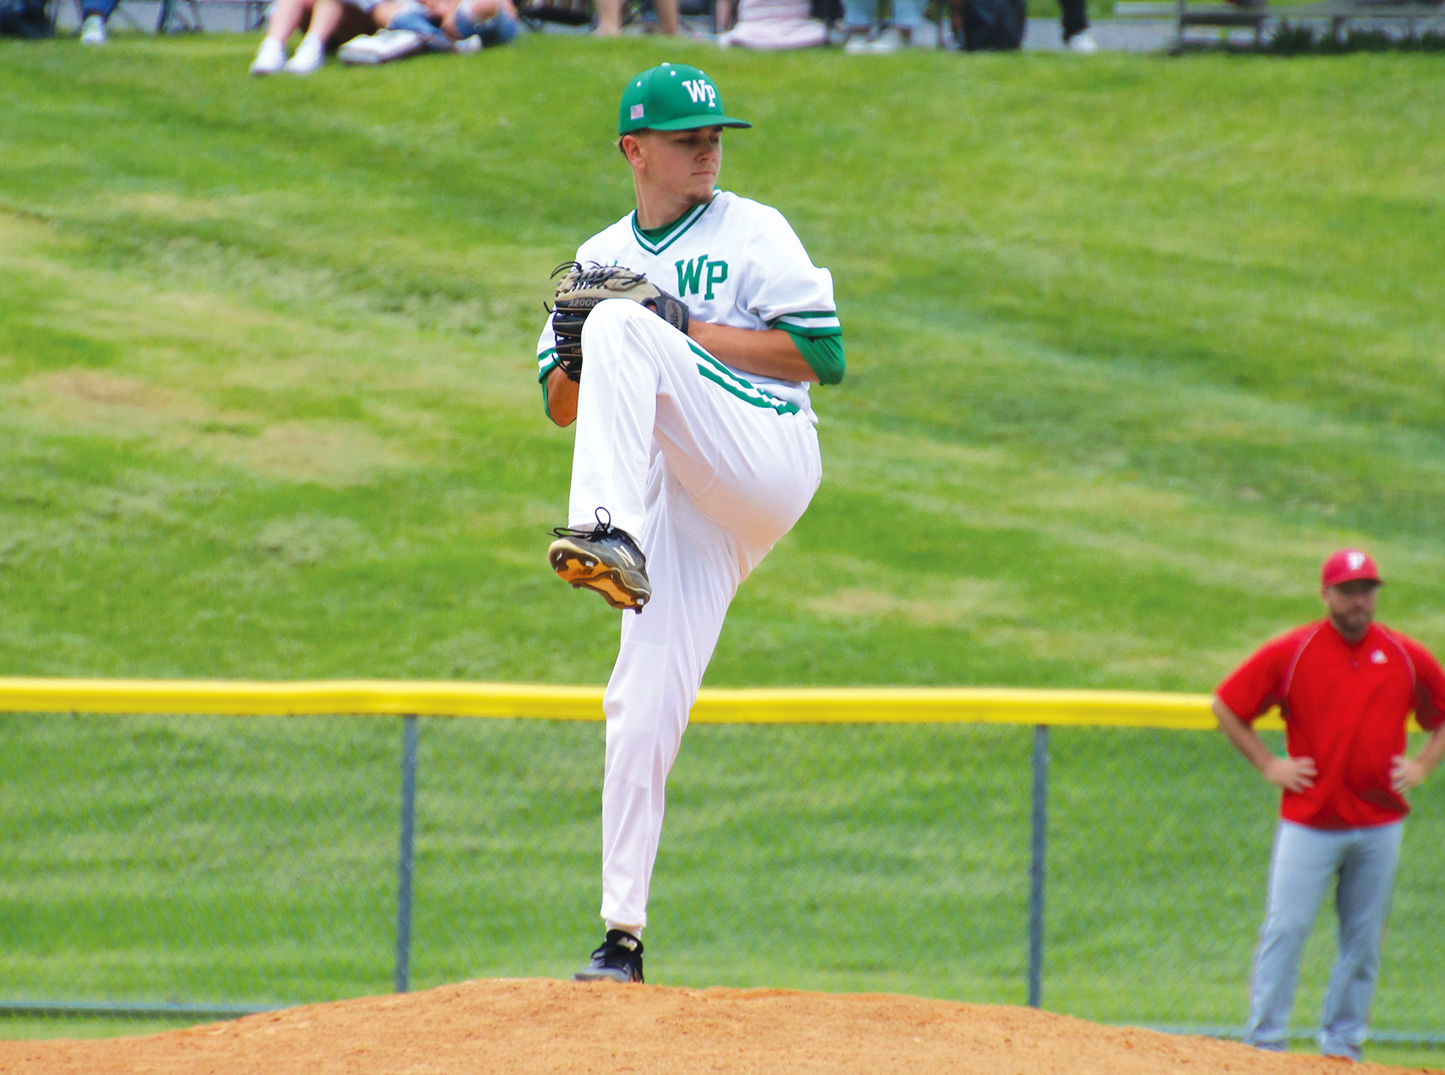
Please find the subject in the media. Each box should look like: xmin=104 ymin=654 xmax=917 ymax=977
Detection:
xmin=628 ymin=126 xmax=723 ymax=205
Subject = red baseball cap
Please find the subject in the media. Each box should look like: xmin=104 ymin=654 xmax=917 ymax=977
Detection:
xmin=1321 ymin=548 xmax=1382 ymax=588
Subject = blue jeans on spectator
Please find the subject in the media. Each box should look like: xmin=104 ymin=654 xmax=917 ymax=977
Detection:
xmin=454 ymin=2 xmax=520 ymax=44
xmin=387 ymin=6 xmax=455 ymax=45
xmin=843 ymin=0 xmax=921 ymax=31
xmin=1245 ymin=820 xmax=1403 ymax=1061
xmin=81 ymin=0 xmax=119 ymax=18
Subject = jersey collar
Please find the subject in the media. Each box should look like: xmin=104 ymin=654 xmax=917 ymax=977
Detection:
xmin=1325 ymin=618 xmax=1380 ymax=649
xmin=630 ymin=193 xmax=719 ymax=256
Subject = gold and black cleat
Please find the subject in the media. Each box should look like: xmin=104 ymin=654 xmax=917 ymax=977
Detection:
xmin=547 ymin=508 xmax=651 ymax=613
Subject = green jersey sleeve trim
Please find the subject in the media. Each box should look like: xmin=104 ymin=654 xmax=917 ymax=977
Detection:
xmin=538 ymin=348 xmax=558 ymax=419
xmin=769 ymin=310 xmax=842 ymax=338
xmin=786 ymin=330 xmax=845 ymax=386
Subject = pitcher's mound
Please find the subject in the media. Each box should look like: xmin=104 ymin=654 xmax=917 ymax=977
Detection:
xmin=0 ymin=978 xmax=1434 ymax=1074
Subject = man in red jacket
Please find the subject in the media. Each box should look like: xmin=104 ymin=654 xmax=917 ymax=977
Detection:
xmin=1213 ymin=549 xmax=1445 ymax=1059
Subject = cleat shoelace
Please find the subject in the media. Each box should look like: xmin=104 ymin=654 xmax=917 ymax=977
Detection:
xmin=551 ymin=506 xmax=620 ymax=544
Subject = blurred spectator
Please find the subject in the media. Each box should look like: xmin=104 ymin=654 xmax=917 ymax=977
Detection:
xmin=431 ymin=0 xmax=520 ymax=42
xmin=0 ymin=0 xmax=51 ymax=36
xmin=841 ymin=0 xmax=920 ymax=51
xmin=949 ymin=0 xmax=1025 ymax=49
xmin=718 ymin=0 xmax=825 ymax=47
xmin=1058 ymin=0 xmax=1095 ymax=50
xmin=78 ymin=0 xmax=116 ymax=43
xmin=593 ymin=0 xmax=676 ymax=34
xmin=0 ymin=0 xmax=52 ymax=36
xmin=336 ymin=0 xmax=519 ymax=61
xmin=250 ymin=0 xmax=413 ymax=73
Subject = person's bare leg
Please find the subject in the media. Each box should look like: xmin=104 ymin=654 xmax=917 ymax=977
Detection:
xmin=653 ymin=0 xmax=676 ymax=34
xmin=253 ymin=0 xmax=314 ymax=73
xmin=282 ymin=0 xmax=343 ymax=71
xmin=263 ymin=0 xmax=314 ymax=42
xmin=307 ymin=0 xmax=347 ymax=41
xmin=422 ymin=0 xmax=460 ymax=29
xmin=593 ymin=0 xmax=622 ymax=33
xmin=713 ymin=0 xmax=731 ymax=31
xmin=372 ymin=0 xmax=410 ymax=24
xmin=437 ymin=0 xmax=498 ymax=34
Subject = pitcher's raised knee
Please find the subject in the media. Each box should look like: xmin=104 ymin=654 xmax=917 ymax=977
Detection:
xmin=583 ymin=296 xmax=661 ymax=340
xmin=581 ymin=298 xmax=687 ymax=380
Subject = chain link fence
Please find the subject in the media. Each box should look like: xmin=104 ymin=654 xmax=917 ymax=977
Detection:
xmin=1 ymin=711 xmax=1441 ymax=1040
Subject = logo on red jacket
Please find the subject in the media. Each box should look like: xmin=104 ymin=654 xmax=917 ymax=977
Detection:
xmin=1370 ymin=649 xmax=1387 ymax=664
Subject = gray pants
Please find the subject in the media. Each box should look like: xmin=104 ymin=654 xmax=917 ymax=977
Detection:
xmin=1245 ymin=819 xmax=1403 ymax=1060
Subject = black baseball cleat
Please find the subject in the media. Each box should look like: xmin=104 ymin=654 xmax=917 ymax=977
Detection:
xmin=548 ymin=508 xmax=651 ymax=613
xmin=573 ymin=929 xmax=644 ymax=983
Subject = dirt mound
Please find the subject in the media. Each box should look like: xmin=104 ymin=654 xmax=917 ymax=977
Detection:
xmin=0 ymin=979 xmax=1434 ymax=1075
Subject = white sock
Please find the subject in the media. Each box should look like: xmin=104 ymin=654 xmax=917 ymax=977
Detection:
xmin=296 ymin=31 xmax=325 ymax=54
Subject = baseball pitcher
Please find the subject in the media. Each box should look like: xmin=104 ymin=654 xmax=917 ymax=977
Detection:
xmin=534 ymin=63 xmax=844 ymax=983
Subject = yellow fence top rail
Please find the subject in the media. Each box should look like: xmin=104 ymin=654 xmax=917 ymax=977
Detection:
xmin=0 ymin=677 xmax=1322 ymax=730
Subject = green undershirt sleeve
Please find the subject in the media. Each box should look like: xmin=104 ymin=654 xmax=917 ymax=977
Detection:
xmin=785 ymin=330 xmax=846 ymax=386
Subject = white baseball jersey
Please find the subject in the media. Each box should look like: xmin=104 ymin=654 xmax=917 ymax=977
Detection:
xmin=536 ymin=190 xmax=841 ymax=419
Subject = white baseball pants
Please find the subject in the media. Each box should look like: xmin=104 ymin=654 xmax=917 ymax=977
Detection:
xmin=570 ymin=299 xmax=822 ymax=930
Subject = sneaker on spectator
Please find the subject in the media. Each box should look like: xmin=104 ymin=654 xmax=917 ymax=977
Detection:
xmin=455 ymin=32 xmax=483 ymax=51
xmin=339 ymin=27 xmax=450 ymax=63
xmin=249 ymin=36 xmax=288 ymax=74
xmin=80 ymin=13 xmax=107 ymax=43
xmin=1065 ymin=28 xmax=1098 ymax=51
xmin=843 ymin=29 xmax=871 ymax=52
xmin=283 ymin=35 xmax=326 ymax=73
xmin=867 ymin=25 xmax=907 ymax=51
xmin=338 ymin=29 xmax=425 ymax=63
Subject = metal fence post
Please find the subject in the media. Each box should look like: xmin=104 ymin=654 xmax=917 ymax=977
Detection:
xmin=1028 ymin=724 xmax=1049 ymax=1009
xmin=395 ymin=714 xmax=419 ymax=994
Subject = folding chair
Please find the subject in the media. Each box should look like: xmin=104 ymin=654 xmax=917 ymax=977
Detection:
xmin=155 ymin=0 xmax=269 ymax=31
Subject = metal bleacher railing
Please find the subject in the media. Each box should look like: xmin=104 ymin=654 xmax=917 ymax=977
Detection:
xmin=1112 ymin=0 xmax=1445 ymax=52
xmin=0 ymin=679 xmax=1439 ymax=1044
xmin=48 ymin=0 xmax=266 ymax=36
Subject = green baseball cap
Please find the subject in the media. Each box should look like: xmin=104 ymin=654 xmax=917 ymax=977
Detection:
xmin=618 ymin=63 xmax=751 ymax=136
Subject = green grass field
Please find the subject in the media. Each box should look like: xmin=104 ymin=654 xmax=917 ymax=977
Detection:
xmin=2 ymin=31 xmax=1444 ymax=1068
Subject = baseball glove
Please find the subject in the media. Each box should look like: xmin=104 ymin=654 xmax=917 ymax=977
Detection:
xmin=549 ymin=261 xmax=691 ymax=381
